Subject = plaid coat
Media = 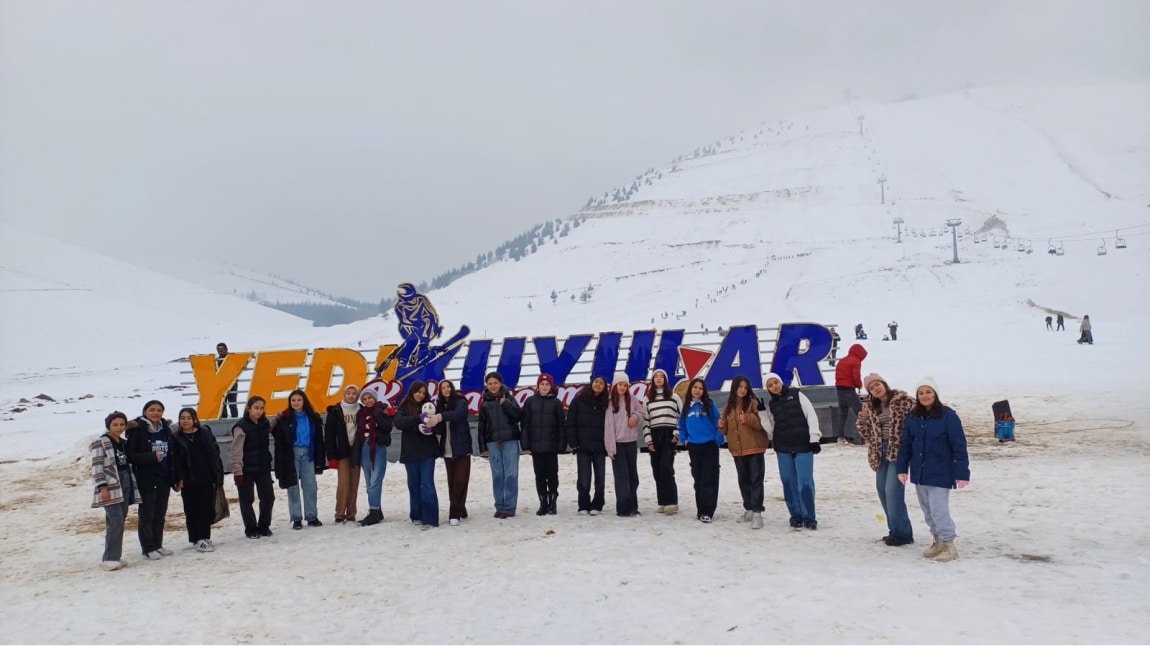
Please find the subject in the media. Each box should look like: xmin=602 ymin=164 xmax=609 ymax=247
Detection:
xmin=90 ymin=434 xmax=141 ymax=508
xmin=856 ymin=390 xmax=915 ymax=471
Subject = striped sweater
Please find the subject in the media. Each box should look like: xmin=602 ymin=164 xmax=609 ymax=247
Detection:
xmin=643 ymin=391 xmax=682 ymax=445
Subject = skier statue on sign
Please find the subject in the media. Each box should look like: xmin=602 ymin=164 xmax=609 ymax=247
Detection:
xmin=376 ymin=283 xmax=470 ymax=382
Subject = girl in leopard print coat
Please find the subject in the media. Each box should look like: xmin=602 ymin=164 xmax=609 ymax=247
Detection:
xmin=857 ymin=373 xmax=916 ymax=546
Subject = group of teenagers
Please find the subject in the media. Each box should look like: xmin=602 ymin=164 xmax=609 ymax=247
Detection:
xmin=89 ymin=363 xmax=972 ymax=571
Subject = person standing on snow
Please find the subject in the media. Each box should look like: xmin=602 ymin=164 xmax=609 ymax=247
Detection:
xmin=605 ymin=373 xmax=645 ymax=517
xmin=170 ymin=407 xmax=224 ymax=553
xmin=355 ymin=388 xmax=393 ymax=526
xmin=1056 ymin=313 xmax=1065 ymax=331
xmin=762 ymin=373 xmax=822 ymax=529
xmin=520 ymin=374 xmax=566 ymax=516
xmin=324 ymin=385 xmax=361 ymax=524
xmin=856 ymin=374 xmax=915 ymax=547
xmin=272 ymin=389 xmax=327 ymax=531
xmin=718 ymin=375 xmax=770 ymax=530
xmin=478 ymin=371 xmax=522 ymax=518
xmin=231 ymin=397 xmax=276 ymax=539
xmin=896 ymin=379 xmax=970 ymax=562
xmin=91 ymin=411 xmax=140 ymax=570
xmin=834 ymin=344 xmax=868 ymax=444
xmin=215 ymin=342 xmax=239 ymax=419
xmin=567 ymin=376 xmax=609 ymax=516
xmin=435 ymin=379 xmax=472 ymax=526
xmin=126 ymin=400 xmax=174 ymax=560
xmin=643 ymin=369 xmax=681 ymax=514
xmin=888 ymin=321 xmax=899 ymax=341
xmin=1045 ymin=316 xmax=1053 ymax=331
xmin=679 ymin=378 xmax=724 ymax=523
xmin=393 ymin=381 xmax=443 ymax=530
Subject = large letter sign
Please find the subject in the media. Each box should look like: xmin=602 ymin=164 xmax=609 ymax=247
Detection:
xmin=188 ymin=283 xmax=839 ymax=418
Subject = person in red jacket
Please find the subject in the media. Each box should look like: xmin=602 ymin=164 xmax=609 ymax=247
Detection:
xmin=833 ymin=344 xmax=867 ymax=444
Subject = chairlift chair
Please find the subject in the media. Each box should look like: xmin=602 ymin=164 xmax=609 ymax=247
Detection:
xmin=1047 ymin=239 xmax=1057 ymax=254
xmin=1016 ymin=241 xmax=1026 ymax=252
xmin=1026 ymin=241 xmax=1033 ymax=254
xmin=1056 ymin=242 xmax=1065 ymax=256
xmin=1115 ymin=230 xmax=1127 ymax=249
xmin=1097 ymin=239 xmax=1108 ymax=256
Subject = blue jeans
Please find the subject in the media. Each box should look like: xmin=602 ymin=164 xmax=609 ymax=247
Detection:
xmin=876 ymin=443 xmax=914 ymax=541
xmin=488 ymin=441 xmax=521 ymax=514
xmin=361 ymin=443 xmax=388 ymax=511
xmin=287 ymin=446 xmax=318 ymax=522
xmin=405 ymin=458 xmax=439 ymax=526
xmin=775 ymin=451 xmax=816 ymax=523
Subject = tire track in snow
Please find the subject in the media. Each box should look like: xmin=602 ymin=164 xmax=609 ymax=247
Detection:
xmin=965 ymin=95 xmax=1118 ymax=200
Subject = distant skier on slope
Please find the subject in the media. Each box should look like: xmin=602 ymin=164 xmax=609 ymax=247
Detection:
xmin=1077 ymin=315 xmax=1093 ymax=345
xmin=1056 ymin=314 xmax=1065 ymax=331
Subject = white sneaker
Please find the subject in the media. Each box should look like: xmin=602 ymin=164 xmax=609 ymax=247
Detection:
xmin=663 ymin=505 xmax=679 ymax=515
xmin=578 ymin=510 xmax=589 ymax=516
xmin=738 ymin=511 xmax=753 ymax=523
xmin=100 ymin=560 xmax=123 ymax=571
xmin=144 ymin=551 xmax=163 ymax=560
xmin=195 ymin=539 xmax=215 ymax=553
xmin=751 ymin=512 xmax=764 ymax=530
xmin=449 ymin=518 xmax=460 ymax=526
xmin=412 ymin=520 xmax=422 ymax=526
xmin=420 ymin=524 xmax=434 ymax=532
xmin=657 ymin=505 xmax=666 ymax=514
xmin=157 ymin=547 xmax=174 ymax=556
xmin=588 ymin=510 xmax=600 ymax=516
xmin=699 ymin=515 xmax=713 ymax=524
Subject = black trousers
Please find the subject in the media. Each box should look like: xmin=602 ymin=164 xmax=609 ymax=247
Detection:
xmin=532 ymin=453 xmax=559 ymax=498
xmin=610 ymin=442 xmax=640 ymax=516
xmin=237 ymin=472 xmax=275 ymax=533
xmin=221 ymin=388 xmax=238 ymax=419
xmin=688 ymin=442 xmax=720 ymax=518
xmin=732 ymin=453 xmax=766 ymax=512
xmin=576 ymin=450 xmax=606 ymax=512
xmin=835 ymin=387 xmax=862 ymax=440
xmin=648 ymin=428 xmax=678 ymax=506
xmin=137 ymin=479 xmax=171 ymax=554
xmin=181 ymin=482 xmax=215 ymax=543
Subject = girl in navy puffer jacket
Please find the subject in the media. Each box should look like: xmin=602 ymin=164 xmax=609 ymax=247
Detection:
xmin=896 ymin=379 xmax=970 ymax=562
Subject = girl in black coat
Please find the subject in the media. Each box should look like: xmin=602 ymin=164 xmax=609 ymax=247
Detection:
xmin=435 ymin=379 xmax=472 ymax=526
xmin=170 ymin=407 xmax=224 ymax=552
xmin=521 ymin=373 xmax=566 ymax=515
xmin=565 ymin=376 xmax=609 ymax=515
xmin=272 ymin=389 xmax=326 ymax=530
xmin=393 ymin=381 xmax=443 ymax=529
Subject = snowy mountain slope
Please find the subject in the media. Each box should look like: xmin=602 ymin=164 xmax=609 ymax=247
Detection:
xmin=133 ymin=252 xmax=358 ymax=309
xmin=0 ymin=226 xmax=315 ymax=377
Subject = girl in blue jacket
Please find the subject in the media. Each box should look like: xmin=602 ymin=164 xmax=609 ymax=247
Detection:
xmin=678 ymin=378 xmax=724 ymax=523
xmin=896 ymin=379 xmax=970 ymax=562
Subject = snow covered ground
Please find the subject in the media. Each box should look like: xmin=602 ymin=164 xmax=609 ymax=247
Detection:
xmin=2 ymin=84 xmax=1149 ymax=643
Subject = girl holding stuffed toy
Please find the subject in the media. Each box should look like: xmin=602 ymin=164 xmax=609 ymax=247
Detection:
xmin=393 ymin=381 xmax=443 ymax=529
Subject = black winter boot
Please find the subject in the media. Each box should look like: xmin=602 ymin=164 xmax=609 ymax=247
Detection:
xmin=536 ymin=494 xmax=548 ymax=516
xmin=547 ymin=492 xmax=558 ymax=515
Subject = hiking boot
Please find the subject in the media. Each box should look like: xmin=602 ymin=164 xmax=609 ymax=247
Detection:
xmin=738 ymin=511 xmax=753 ymax=523
xmin=663 ymin=505 xmax=679 ymax=515
xmin=751 ymin=512 xmax=764 ymax=529
xmin=923 ymin=535 xmax=944 ymax=558
xmin=934 ymin=540 xmax=959 ymax=562
xmin=359 ymin=509 xmax=383 ymax=526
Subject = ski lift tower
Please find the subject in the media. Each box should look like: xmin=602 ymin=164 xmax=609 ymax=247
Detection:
xmin=877 ymin=176 xmax=887 ymax=205
xmin=946 ymin=219 xmax=963 ymax=263
xmin=893 ymin=216 xmax=905 ymax=243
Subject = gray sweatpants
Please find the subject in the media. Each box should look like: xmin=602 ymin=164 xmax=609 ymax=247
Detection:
xmin=915 ymin=484 xmax=956 ymax=542
xmin=102 ymin=498 xmax=130 ymax=562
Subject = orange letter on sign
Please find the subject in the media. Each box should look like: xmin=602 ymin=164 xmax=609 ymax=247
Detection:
xmin=306 ymin=348 xmax=369 ymax=410
xmin=191 ymin=352 xmax=254 ymax=421
xmin=248 ymin=349 xmax=309 ymax=414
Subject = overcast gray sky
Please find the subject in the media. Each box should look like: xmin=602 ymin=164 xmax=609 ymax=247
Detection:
xmin=2 ymin=0 xmax=1147 ymax=301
